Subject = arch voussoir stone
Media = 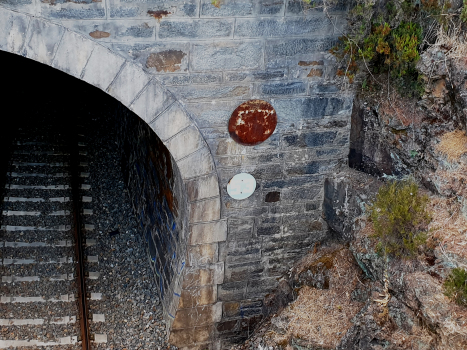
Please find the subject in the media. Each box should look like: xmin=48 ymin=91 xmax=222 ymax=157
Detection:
xmin=163 ymin=125 xmax=205 ymax=162
xmin=52 ymin=30 xmax=94 ymax=79
xmin=177 ymin=147 xmax=216 ymax=180
xmin=81 ymin=44 xmax=126 ymax=92
xmin=107 ymin=62 xmax=152 ymax=107
xmin=149 ymin=102 xmax=192 ymax=141
xmin=185 ymin=173 xmax=220 ymax=202
xmin=0 ymin=7 xmax=224 ymax=349
xmin=129 ymin=78 xmax=175 ymax=125
xmin=0 ymin=8 xmax=29 ymax=53
xmin=21 ymin=18 xmax=65 ymax=65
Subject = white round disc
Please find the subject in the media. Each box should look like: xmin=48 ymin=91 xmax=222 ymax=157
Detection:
xmin=227 ymin=173 xmax=256 ymax=200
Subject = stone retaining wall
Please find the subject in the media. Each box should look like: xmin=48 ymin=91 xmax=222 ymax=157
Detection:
xmin=117 ymin=105 xmax=189 ymax=330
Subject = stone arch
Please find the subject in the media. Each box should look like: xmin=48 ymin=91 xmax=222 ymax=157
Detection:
xmin=0 ymin=7 xmax=224 ymax=348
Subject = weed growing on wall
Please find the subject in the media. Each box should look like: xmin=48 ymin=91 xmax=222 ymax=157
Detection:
xmin=211 ymin=0 xmax=221 ymax=8
xmin=369 ymin=178 xmax=431 ymax=258
xmin=329 ymin=0 xmax=466 ymax=96
xmin=444 ymin=268 xmax=467 ymax=306
xmin=299 ymin=0 xmax=340 ymax=12
xmin=330 ymin=1 xmax=424 ymax=89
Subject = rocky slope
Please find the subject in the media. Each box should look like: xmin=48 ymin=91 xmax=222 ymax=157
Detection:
xmin=234 ymin=168 xmax=467 ymax=350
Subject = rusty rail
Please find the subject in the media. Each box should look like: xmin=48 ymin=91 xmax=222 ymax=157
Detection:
xmin=69 ymin=131 xmax=91 ymax=350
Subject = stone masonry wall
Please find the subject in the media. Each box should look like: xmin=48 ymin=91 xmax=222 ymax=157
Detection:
xmin=117 ymin=105 xmax=189 ymax=331
xmin=0 ymin=0 xmax=353 ymax=347
xmin=213 ymin=98 xmax=352 ymax=347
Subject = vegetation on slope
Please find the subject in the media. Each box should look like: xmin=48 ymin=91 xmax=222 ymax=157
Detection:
xmin=445 ymin=267 xmax=467 ymax=306
xmin=369 ymin=178 xmax=431 ymax=257
xmin=326 ymin=0 xmax=467 ymax=97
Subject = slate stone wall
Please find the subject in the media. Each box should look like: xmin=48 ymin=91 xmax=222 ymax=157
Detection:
xmin=116 ymin=105 xmax=189 ymax=329
xmin=213 ymin=98 xmax=352 ymax=346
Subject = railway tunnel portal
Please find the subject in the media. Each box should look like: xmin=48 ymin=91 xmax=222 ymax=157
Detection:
xmin=0 ymin=49 xmax=208 ymax=349
xmin=0 ymin=2 xmax=353 ymax=348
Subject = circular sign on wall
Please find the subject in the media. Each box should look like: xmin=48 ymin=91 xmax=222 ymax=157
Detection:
xmin=228 ymin=100 xmax=277 ymax=146
xmin=227 ymin=173 xmax=257 ymax=200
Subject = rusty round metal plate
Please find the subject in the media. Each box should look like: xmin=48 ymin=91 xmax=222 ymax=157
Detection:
xmin=228 ymin=100 xmax=277 ymax=146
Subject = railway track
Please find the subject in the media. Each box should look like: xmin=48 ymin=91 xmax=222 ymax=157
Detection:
xmin=0 ymin=117 xmax=105 ymax=349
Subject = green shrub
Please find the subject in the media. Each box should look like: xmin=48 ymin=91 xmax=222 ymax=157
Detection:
xmin=444 ymin=268 xmax=467 ymax=306
xmin=462 ymin=0 xmax=467 ymax=23
xmin=330 ymin=0 xmax=452 ymax=94
xmin=369 ymin=178 xmax=431 ymax=258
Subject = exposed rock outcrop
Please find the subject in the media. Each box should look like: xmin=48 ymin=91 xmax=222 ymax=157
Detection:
xmin=234 ymin=165 xmax=467 ymax=349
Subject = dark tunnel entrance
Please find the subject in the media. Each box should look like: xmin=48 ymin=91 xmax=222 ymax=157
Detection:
xmin=0 ymin=51 xmax=188 ymax=349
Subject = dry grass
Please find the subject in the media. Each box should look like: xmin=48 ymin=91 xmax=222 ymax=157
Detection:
xmin=266 ymin=249 xmax=365 ymax=349
xmin=280 ymin=286 xmax=362 ymax=348
xmin=436 ymin=130 xmax=467 ymax=161
xmin=432 ymin=24 xmax=467 ymax=64
xmin=428 ymin=196 xmax=467 ymax=265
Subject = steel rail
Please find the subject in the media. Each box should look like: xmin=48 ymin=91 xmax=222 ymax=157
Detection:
xmin=69 ymin=131 xmax=91 ymax=350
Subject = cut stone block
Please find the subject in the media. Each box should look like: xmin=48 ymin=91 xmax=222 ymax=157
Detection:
xmin=185 ymin=173 xmax=220 ymax=202
xmin=22 ymin=18 xmax=65 ymax=65
xmin=190 ymin=220 xmax=227 ymax=245
xmin=190 ymin=197 xmax=221 ymax=223
xmin=108 ymin=62 xmax=151 ymax=106
xmin=82 ymin=44 xmax=125 ymax=91
xmin=52 ymin=30 xmax=94 ymax=78
xmin=164 ymin=125 xmax=205 ymax=161
xmin=178 ymin=285 xmax=217 ymax=308
xmin=130 ymin=79 xmax=175 ymax=124
xmin=171 ymin=303 xmax=222 ymax=329
xmin=178 ymin=147 xmax=215 ymax=180
xmin=150 ymin=102 xmax=191 ymax=141
xmin=0 ymin=8 xmax=29 ymax=54
xmin=187 ymin=243 xmax=218 ymax=266
xmin=168 ymin=326 xmax=213 ymax=347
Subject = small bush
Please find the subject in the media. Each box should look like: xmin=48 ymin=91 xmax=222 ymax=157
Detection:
xmin=462 ymin=0 xmax=467 ymax=23
xmin=330 ymin=0 xmax=454 ymax=94
xmin=444 ymin=268 xmax=467 ymax=306
xmin=369 ymin=178 xmax=431 ymax=258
